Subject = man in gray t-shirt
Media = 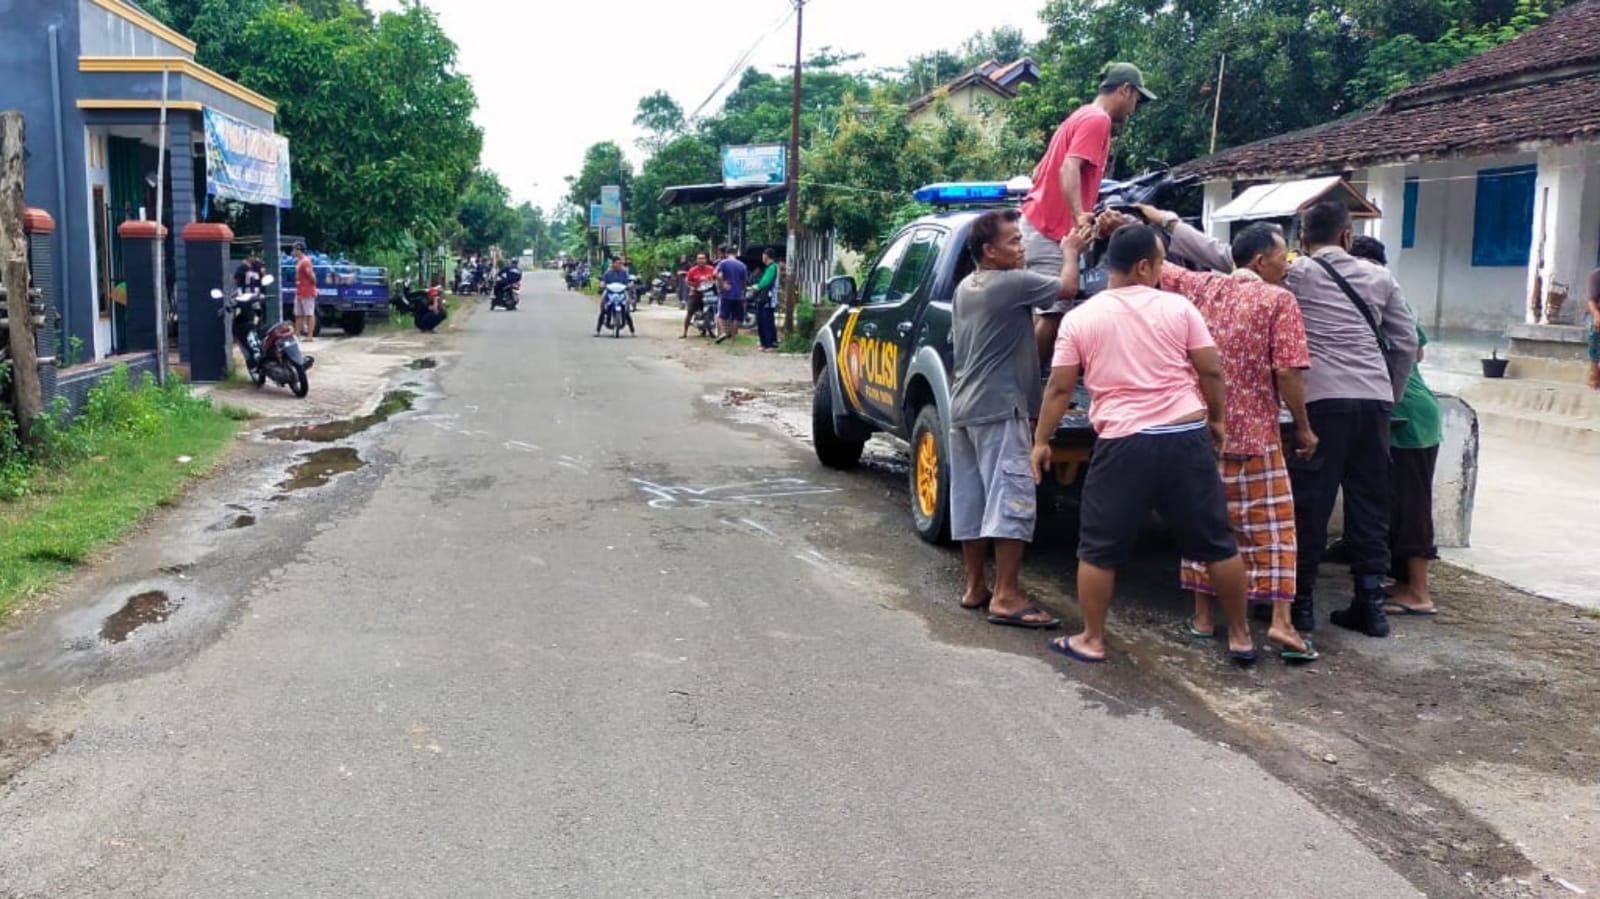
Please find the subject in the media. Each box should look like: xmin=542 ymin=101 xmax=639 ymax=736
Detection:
xmin=949 ymin=208 xmax=1090 ymax=629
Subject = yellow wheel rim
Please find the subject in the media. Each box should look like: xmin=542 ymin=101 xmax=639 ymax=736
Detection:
xmin=915 ymin=431 xmax=939 ymax=518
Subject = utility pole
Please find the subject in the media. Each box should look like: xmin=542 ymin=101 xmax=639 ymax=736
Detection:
xmin=782 ymin=0 xmax=805 ymax=335
xmin=153 ymin=65 xmax=170 ymax=385
xmin=1208 ymin=53 xmax=1226 ymax=155
xmin=1 ymin=110 xmax=43 ymax=442
xmin=618 ymin=156 xmax=628 ymax=261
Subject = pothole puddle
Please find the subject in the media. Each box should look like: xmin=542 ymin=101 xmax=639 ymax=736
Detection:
xmin=264 ymin=390 xmax=416 ymax=443
xmin=101 ymin=591 xmax=178 ymax=644
xmin=408 ymin=357 xmax=438 ymax=370
xmin=230 ymin=514 xmax=257 ymax=529
xmin=277 ymin=447 xmax=365 ymax=492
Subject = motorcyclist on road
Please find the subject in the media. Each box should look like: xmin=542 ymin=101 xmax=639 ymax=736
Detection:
xmin=596 ymin=257 xmax=636 ymax=336
xmin=494 ymin=258 xmax=522 ymax=304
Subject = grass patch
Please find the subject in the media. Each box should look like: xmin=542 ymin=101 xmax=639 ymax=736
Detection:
xmin=0 ymin=367 xmax=241 ymax=620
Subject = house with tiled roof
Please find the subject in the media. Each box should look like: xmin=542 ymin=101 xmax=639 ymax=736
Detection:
xmin=906 ymin=58 xmax=1040 ymax=137
xmin=1176 ymin=1 xmax=1600 ymax=341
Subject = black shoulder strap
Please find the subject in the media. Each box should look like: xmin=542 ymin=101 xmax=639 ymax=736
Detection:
xmin=1311 ymin=256 xmax=1390 ymax=352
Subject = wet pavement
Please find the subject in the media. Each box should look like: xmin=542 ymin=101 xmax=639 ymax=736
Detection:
xmin=0 ymin=275 xmax=1588 ymax=897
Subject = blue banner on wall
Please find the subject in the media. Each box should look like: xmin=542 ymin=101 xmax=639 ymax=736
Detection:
xmin=202 ymin=107 xmax=292 ymax=209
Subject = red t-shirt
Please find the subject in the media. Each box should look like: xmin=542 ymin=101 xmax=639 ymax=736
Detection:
xmin=1020 ymin=104 xmax=1113 ymax=242
xmin=295 ymin=256 xmax=318 ymax=299
xmin=686 ymin=264 xmax=717 ymax=288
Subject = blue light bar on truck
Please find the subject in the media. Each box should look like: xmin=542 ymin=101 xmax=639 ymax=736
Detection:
xmin=913 ymin=182 xmax=1013 ymax=205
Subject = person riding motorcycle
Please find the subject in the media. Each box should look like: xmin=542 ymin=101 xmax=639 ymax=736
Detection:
xmin=494 ymin=258 xmax=522 ymax=304
xmin=680 ymin=252 xmax=717 ymax=338
xmin=596 ymin=257 xmax=636 ymax=336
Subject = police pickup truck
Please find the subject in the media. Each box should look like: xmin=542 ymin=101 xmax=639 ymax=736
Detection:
xmin=809 ymin=174 xmax=1196 ymax=543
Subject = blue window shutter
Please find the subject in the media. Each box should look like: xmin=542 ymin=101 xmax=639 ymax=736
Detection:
xmin=1471 ymin=165 xmax=1537 ymax=267
xmin=1401 ymin=178 xmax=1418 ymax=249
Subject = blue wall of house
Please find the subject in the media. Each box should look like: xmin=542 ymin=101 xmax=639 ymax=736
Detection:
xmin=1 ymin=0 xmax=96 ymax=356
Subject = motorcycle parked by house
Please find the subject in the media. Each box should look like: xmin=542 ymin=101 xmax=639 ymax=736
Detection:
xmin=649 ymin=271 xmax=674 ymax=306
xmin=213 ymin=275 xmax=313 ymax=398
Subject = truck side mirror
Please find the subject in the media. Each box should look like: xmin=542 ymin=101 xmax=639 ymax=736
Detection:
xmin=826 ymin=275 xmax=857 ymax=306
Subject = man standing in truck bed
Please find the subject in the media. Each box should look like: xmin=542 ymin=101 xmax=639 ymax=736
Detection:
xmin=1019 ymin=62 xmax=1156 ymax=370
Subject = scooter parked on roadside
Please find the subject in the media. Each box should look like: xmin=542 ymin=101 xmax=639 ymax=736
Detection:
xmin=213 ymin=275 xmax=313 ymax=397
xmin=648 ymin=271 xmax=674 ymax=306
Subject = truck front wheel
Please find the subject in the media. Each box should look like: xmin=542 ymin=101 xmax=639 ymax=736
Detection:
xmin=909 ymin=404 xmax=951 ymax=545
xmin=339 ymin=312 xmax=367 ymax=336
xmin=812 ymin=377 xmax=865 ymax=469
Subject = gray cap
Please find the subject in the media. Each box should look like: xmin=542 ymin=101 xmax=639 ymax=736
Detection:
xmin=1101 ymin=62 xmax=1157 ymax=101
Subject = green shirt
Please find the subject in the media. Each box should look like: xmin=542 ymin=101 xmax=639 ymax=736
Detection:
xmin=1391 ymin=326 xmax=1443 ymax=449
xmin=755 ymin=261 xmax=779 ymax=292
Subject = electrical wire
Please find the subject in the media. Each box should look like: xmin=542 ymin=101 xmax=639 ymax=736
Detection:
xmin=686 ymin=2 xmax=797 ymax=123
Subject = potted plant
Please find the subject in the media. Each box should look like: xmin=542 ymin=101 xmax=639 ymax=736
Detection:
xmin=1481 ymin=347 xmax=1510 ymax=379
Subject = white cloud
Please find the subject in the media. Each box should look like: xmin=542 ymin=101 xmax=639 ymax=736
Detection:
xmin=370 ymin=0 xmax=1049 ymax=212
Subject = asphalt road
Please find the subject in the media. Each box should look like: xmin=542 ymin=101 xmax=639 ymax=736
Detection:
xmin=0 ymin=273 xmax=1423 ymax=898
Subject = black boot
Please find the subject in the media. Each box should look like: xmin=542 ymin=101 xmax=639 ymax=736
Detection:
xmin=1290 ymin=596 xmax=1316 ymax=633
xmin=1329 ymin=574 xmax=1390 ymax=638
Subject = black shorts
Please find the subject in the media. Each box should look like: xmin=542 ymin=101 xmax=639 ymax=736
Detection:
xmin=686 ymin=293 xmax=705 ymax=314
xmin=1077 ymin=425 xmax=1238 ymax=569
xmin=719 ymin=298 xmax=745 ymax=321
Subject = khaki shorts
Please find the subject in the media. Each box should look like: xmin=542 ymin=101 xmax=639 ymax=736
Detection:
xmin=949 ymin=410 xmax=1038 ymax=543
xmin=294 ymin=293 xmax=317 ymax=317
xmin=1019 ymin=215 xmax=1075 ymax=316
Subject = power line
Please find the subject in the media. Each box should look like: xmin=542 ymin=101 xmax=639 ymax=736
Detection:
xmin=686 ymin=3 xmax=796 ymax=123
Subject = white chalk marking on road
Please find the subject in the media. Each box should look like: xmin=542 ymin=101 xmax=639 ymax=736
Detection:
xmin=739 ymin=518 xmax=779 ymax=538
xmin=504 ymin=440 xmax=541 ymax=453
xmin=631 ymin=477 xmax=839 ymax=510
xmin=557 ymin=460 xmax=587 ymax=472
xmin=679 ymin=595 xmax=711 ymax=609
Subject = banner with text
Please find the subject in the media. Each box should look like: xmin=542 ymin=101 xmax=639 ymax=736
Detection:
xmin=202 ymin=107 xmax=292 ymax=209
xmin=722 ymin=144 xmax=785 ymax=188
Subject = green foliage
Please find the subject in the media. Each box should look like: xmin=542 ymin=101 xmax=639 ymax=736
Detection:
xmin=166 ymin=1 xmax=484 ymax=254
xmin=456 ymin=168 xmax=520 ymax=254
xmin=563 ymin=142 xmax=634 ymax=218
xmin=634 ymin=91 xmax=686 ymax=154
xmin=0 ymin=366 xmax=221 ymax=501
xmin=777 ymin=296 xmax=826 ymax=353
xmin=1348 ymin=0 xmax=1553 ymax=107
xmin=629 ymin=136 xmax=722 ymax=241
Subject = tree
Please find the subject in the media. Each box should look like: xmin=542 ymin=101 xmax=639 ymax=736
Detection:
xmin=633 ymin=91 xmax=685 ymax=154
xmin=629 ymin=135 xmax=721 ymax=241
xmin=456 ymin=169 xmax=518 ymax=253
xmin=562 ymin=141 xmax=633 ymax=221
xmin=237 ymin=3 xmax=481 ymax=252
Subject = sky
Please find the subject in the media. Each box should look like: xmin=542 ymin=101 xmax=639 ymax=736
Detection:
xmin=369 ymin=0 xmax=1050 ymax=213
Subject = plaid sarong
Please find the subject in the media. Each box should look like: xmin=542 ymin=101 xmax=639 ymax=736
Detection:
xmin=1181 ymin=446 xmax=1297 ymax=601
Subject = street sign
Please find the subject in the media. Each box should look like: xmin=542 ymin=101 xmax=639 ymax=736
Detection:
xmin=722 ymin=144 xmax=785 ymax=188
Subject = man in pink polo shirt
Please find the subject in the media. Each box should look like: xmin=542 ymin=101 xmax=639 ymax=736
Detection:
xmin=1030 ymin=224 xmax=1256 ymax=666
xmin=1021 ymin=62 xmax=1156 ymax=368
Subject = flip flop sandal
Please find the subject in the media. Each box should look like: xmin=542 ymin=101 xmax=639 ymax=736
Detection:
xmin=1275 ymin=638 xmax=1320 ymax=665
xmin=1185 ymin=618 xmax=1218 ymax=640
xmin=1382 ymin=603 xmax=1439 ymax=617
xmin=960 ymin=594 xmax=992 ymax=612
xmin=1227 ymin=647 xmax=1259 ymax=666
xmin=1047 ymin=637 xmax=1105 ymax=664
xmin=987 ymin=606 xmax=1061 ymax=630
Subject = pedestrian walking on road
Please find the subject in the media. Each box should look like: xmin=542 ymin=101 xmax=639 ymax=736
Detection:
xmin=1349 ymin=237 xmax=1441 ymax=618
xmin=1123 ymin=211 xmax=1320 ymax=662
xmin=1021 ymin=61 xmax=1157 ymax=369
xmin=292 ymin=243 xmax=317 ymax=342
xmin=949 ymin=209 xmax=1093 ymax=630
xmin=1281 ymin=202 xmax=1418 ymax=638
xmin=1031 ymin=224 xmax=1257 ymax=665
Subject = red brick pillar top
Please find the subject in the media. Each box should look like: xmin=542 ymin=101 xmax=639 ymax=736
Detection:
xmin=117 ymin=220 xmax=169 ymax=239
xmin=22 ymin=208 xmax=55 ymax=234
xmin=181 ymin=222 xmax=235 ymax=242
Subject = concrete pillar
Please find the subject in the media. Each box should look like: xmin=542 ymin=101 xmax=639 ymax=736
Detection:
xmin=1201 ymin=179 xmax=1232 ymax=241
xmin=116 ymin=220 xmax=166 ymax=353
xmin=1527 ymin=144 xmax=1592 ymax=324
xmin=181 ymin=222 xmax=233 ymax=382
xmin=1363 ymin=164 xmax=1407 ymax=254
